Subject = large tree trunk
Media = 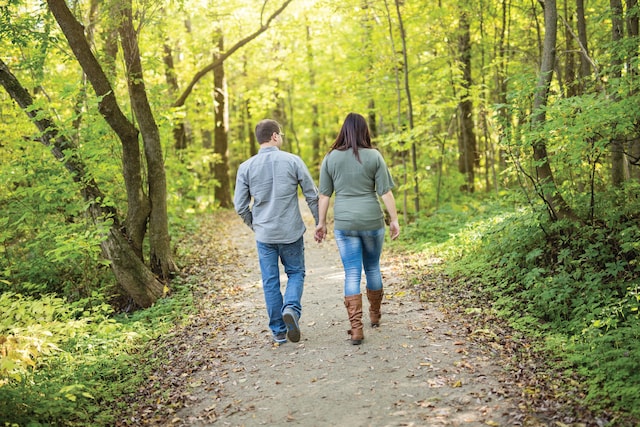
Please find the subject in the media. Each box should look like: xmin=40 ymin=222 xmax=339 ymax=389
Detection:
xmin=213 ymin=32 xmax=233 ymax=209
xmin=0 ymin=59 xmax=164 ymax=308
xmin=457 ymin=10 xmax=477 ymax=194
xmin=531 ymin=0 xmax=575 ymax=221
xmin=46 ymin=0 xmax=175 ymax=301
xmin=47 ymin=0 xmax=149 ymax=258
xmin=117 ymin=0 xmax=177 ymax=277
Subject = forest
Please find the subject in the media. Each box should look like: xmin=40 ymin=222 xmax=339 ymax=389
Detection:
xmin=1 ymin=0 xmax=639 ymax=425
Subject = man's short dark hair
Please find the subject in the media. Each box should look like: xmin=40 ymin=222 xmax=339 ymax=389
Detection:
xmin=255 ymin=119 xmax=281 ymax=144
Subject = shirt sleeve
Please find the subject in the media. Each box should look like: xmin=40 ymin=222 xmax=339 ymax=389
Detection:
xmin=233 ymin=164 xmax=253 ymax=229
xmin=374 ymin=151 xmax=395 ymax=196
xmin=296 ymin=157 xmax=320 ymax=225
xmin=318 ymin=155 xmax=334 ymax=197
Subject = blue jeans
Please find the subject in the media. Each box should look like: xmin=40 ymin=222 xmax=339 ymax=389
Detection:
xmin=256 ymin=236 xmax=305 ymax=336
xmin=334 ymin=228 xmax=385 ymax=297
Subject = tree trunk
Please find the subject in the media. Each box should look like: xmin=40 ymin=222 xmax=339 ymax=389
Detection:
xmin=610 ymin=0 xmax=626 ymax=186
xmin=0 ymin=59 xmax=164 ymax=308
xmin=46 ymin=0 xmax=175 ymax=303
xmin=531 ymin=0 xmax=575 ymax=221
xmin=306 ymin=24 xmax=322 ymax=168
xmin=163 ymin=43 xmax=189 ymax=151
xmin=495 ymin=0 xmax=511 ymax=171
xmin=117 ymin=0 xmax=177 ymax=277
xmin=626 ymin=0 xmax=640 ymax=180
xmin=457 ymin=10 xmax=477 ymax=193
xmin=576 ymin=0 xmax=591 ymax=87
xmin=47 ymin=0 xmax=149 ymax=258
xmin=563 ymin=2 xmax=577 ymax=97
xmin=212 ymin=33 xmax=232 ymax=209
xmin=172 ymin=0 xmax=293 ymax=109
xmin=395 ymin=0 xmax=419 ymax=212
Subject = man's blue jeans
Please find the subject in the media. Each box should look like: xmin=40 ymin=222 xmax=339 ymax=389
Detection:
xmin=256 ymin=236 xmax=305 ymax=336
xmin=334 ymin=228 xmax=385 ymax=297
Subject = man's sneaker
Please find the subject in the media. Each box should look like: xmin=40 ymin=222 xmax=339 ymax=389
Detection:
xmin=273 ymin=332 xmax=287 ymax=344
xmin=283 ymin=308 xmax=300 ymax=343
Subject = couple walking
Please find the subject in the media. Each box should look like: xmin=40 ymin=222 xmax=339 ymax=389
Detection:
xmin=233 ymin=113 xmax=400 ymax=345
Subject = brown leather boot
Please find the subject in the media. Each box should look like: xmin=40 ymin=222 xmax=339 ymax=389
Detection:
xmin=366 ymin=288 xmax=383 ymax=328
xmin=344 ymin=294 xmax=364 ymax=345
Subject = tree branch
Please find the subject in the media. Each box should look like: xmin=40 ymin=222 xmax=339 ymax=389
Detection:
xmin=172 ymin=0 xmax=293 ymax=108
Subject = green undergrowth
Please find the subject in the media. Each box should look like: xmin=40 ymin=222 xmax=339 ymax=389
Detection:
xmin=399 ymin=195 xmax=640 ymax=425
xmin=0 ymin=278 xmax=196 ymax=426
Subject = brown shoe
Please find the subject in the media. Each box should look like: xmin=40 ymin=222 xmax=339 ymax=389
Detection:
xmin=344 ymin=294 xmax=364 ymax=345
xmin=366 ymin=288 xmax=384 ymax=327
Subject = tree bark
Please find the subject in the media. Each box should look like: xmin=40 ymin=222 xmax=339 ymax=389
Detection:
xmin=163 ymin=43 xmax=189 ymax=151
xmin=0 ymin=59 xmax=164 ymax=308
xmin=213 ymin=32 xmax=232 ymax=209
xmin=117 ymin=0 xmax=177 ymax=277
xmin=306 ymin=24 xmax=321 ymax=168
xmin=531 ymin=0 xmax=575 ymax=221
xmin=576 ymin=0 xmax=591 ymax=83
xmin=610 ymin=0 xmax=626 ymax=186
xmin=46 ymin=0 xmax=149 ymax=259
xmin=626 ymin=0 xmax=640 ymax=180
xmin=457 ymin=10 xmax=477 ymax=193
xmin=46 ymin=0 xmax=176 ymax=303
xmin=395 ymin=0 xmax=420 ymax=212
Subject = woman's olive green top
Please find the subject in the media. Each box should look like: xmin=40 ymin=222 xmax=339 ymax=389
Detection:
xmin=319 ymin=148 xmax=395 ymax=231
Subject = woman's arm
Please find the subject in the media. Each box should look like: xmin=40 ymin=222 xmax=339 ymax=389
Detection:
xmin=314 ymin=194 xmax=331 ymax=242
xmin=380 ymin=191 xmax=400 ymax=240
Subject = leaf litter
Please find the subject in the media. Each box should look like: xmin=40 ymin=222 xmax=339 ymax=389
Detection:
xmin=115 ymin=208 xmax=601 ymax=426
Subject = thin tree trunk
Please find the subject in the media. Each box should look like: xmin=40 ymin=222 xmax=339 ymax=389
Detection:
xmin=531 ymin=0 xmax=575 ymax=221
xmin=496 ymin=0 xmax=511 ymax=171
xmin=163 ymin=43 xmax=189 ymax=150
xmin=395 ymin=0 xmax=419 ymax=213
xmin=306 ymin=24 xmax=321 ymax=168
xmin=610 ymin=0 xmax=626 ymax=186
xmin=626 ymin=0 xmax=640 ymax=180
xmin=382 ymin=0 xmax=407 ymax=223
xmin=576 ymin=0 xmax=591 ymax=89
xmin=564 ymin=2 xmax=577 ymax=97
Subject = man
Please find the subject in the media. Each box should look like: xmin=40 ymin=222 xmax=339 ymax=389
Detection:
xmin=234 ymin=119 xmax=319 ymax=344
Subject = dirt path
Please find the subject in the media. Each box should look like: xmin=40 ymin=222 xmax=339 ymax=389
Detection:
xmin=169 ymin=209 xmax=526 ymax=427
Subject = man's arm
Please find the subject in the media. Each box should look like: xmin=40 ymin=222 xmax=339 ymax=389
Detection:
xmin=233 ymin=168 xmax=253 ymax=229
xmin=298 ymin=159 xmax=319 ymax=225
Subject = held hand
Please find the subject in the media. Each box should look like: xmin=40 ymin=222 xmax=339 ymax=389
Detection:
xmin=314 ymin=224 xmax=327 ymax=243
xmin=389 ymin=220 xmax=400 ymax=240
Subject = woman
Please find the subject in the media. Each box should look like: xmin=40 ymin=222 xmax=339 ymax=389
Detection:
xmin=314 ymin=112 xmax=400 ymax=345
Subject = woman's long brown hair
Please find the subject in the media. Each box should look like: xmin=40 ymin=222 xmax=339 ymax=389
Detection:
xmin=330 ymin=112 xmax=373 ymax=162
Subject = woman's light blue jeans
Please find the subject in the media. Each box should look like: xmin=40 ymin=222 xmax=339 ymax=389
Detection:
xmin=256 ymin=236 xmax=305 ymax=336
xmin=334 ymin=228 xmax=385 ymax=297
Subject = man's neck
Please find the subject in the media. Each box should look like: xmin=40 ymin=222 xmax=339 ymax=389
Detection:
xmin=261 ymin=142 xmax=279 ymax=148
